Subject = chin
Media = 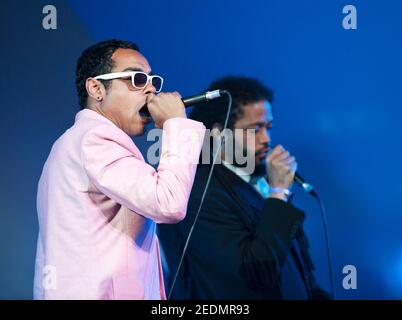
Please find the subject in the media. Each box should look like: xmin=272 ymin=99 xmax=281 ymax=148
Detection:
xmin=131 ymin=127 xmax=145 ymax=136
xmin=128 ymin=120 xmax=147 ymax=136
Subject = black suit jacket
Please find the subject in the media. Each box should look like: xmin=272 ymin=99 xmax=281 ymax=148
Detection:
xmin=158 ymin=164 xmax=330 ymax=299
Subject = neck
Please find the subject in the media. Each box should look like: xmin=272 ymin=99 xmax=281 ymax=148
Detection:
xmin=87 ymin=105 xmax=120 ymax=129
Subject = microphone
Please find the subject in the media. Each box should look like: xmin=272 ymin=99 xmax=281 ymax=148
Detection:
xmin=294 ymin=172 xmax=317 ymax=197
xmin=182 ymin=89 xmax=227 ymax=107
xmin=139 ymin=89 xmax=227 ymax=116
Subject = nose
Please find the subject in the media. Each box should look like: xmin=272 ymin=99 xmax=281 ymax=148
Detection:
xmin=258 ymin=127 xmax=270 ymax=145
xmin=144 ymin=79 xmax=157 ymax=94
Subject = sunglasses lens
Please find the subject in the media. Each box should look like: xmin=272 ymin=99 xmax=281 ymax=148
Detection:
xmin=133 ymin=72 xmax=148 ymax=88
xmin=152 ymin=77 xmax=163 ymax=92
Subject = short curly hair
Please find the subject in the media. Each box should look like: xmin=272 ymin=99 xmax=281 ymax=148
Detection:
xmin=75 ymin=39 xmax=140 ymax=109
xmin=190 ymin=76 xmax=274 ymax=129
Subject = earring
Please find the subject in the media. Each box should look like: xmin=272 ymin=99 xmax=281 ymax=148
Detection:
xmin=97 ymin=97 xmax=102 ymax=101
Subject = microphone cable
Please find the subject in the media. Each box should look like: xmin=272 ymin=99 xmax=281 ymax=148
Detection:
xmin=309 ymin=190 xmax=335 ymax=299
xmin=167 ymin=90 xmax=232 ymax=300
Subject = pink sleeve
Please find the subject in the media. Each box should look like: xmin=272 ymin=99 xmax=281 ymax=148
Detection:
xmin=82 ymin=118 xmax=205 ymax=224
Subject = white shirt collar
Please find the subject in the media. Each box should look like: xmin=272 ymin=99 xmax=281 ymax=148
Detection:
xmin=221 ymin=160 xmax=271 ymax=198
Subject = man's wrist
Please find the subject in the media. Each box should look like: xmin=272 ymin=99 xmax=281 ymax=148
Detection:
xmin=269 ymin=187 xmax=292 ymax=202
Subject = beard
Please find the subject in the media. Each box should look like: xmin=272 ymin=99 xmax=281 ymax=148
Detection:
xmin=251 ymin=158 xmax=266 ymax=179
xmin=229 ymin=153 xmax=266 ymax=179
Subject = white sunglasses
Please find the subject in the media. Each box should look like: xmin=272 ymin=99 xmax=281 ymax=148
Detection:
xmin=94 ymin=71 xmax=164 ymax=93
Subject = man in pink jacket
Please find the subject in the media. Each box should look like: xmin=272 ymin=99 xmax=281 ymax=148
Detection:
xmin=34 ymin=39 xmax=205 ymax=299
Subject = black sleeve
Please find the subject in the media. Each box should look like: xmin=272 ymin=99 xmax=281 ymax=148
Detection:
xmin=239 ymin=198 xmax=305 ymax=290
xmin=176 ymin=186 xmax=305 ymax=292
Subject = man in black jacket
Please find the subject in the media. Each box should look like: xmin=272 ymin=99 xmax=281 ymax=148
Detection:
xmin=158 ymin=76 xmax=330 ymax=299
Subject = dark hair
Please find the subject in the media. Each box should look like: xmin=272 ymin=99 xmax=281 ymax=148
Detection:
xmin=75 ymin=39 xmax=140 ymax=109
xmin=190 ymin=76 xmax=274 ymax=129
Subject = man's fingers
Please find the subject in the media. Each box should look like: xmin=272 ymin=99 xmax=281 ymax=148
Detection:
xmin=267 ymin=145 xmax=285 ymax=161
xmin=146 ymin=92 xmax=156 ymax=103
xmin=290 ymin=161 xmax=298 ymax=174
xmin=282 ymin=157 xmax=297 ymax=168
xmin=172 ymin=91 xmax=182 ymax=98
xmin=265 ymin=145 xmax=297 ymax=189
xmin=284 ymin=156 xmax=296 ymax=165
xmin=271 ymin=151 xmax=290 ymax=162
xmin=154 ymin=92 xmax=184 ymax=107
xmin=271 ymin=156 xmax=297 ymax=172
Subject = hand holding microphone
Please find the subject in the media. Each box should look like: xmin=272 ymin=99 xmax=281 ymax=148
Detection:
xmin=265 ymin=145 xmax=297 ymax=201
xmin=145 ymin=90 xmax=225 ymax=128
xmin=265 ymin=145 xmax=317 ymax=199
xmin=146 ymin=92 xmax=187 ymax=128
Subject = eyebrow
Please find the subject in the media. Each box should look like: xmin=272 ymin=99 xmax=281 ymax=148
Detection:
xmin=122 ymin=67 xmax=153 ymax=75
xmin=244 ymin=120 xmax=273 ymax=128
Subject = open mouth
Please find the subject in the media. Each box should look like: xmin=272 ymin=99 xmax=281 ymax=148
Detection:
xmin=139 ymin=104 xmax=151 ymax=117
xmin=139 ymin=104 xmax=152 ymax=123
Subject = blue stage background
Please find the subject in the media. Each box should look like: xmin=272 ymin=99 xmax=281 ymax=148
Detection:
xmin=1 ymin=0 xmax=401 ymax=299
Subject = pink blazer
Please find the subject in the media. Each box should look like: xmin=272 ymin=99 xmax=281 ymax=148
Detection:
xmin=34 ymin=109 xmax=205 ymax=299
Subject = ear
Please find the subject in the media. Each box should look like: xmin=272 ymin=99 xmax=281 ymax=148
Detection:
xmin=85 ymin=78 xmax=106 ymax=102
